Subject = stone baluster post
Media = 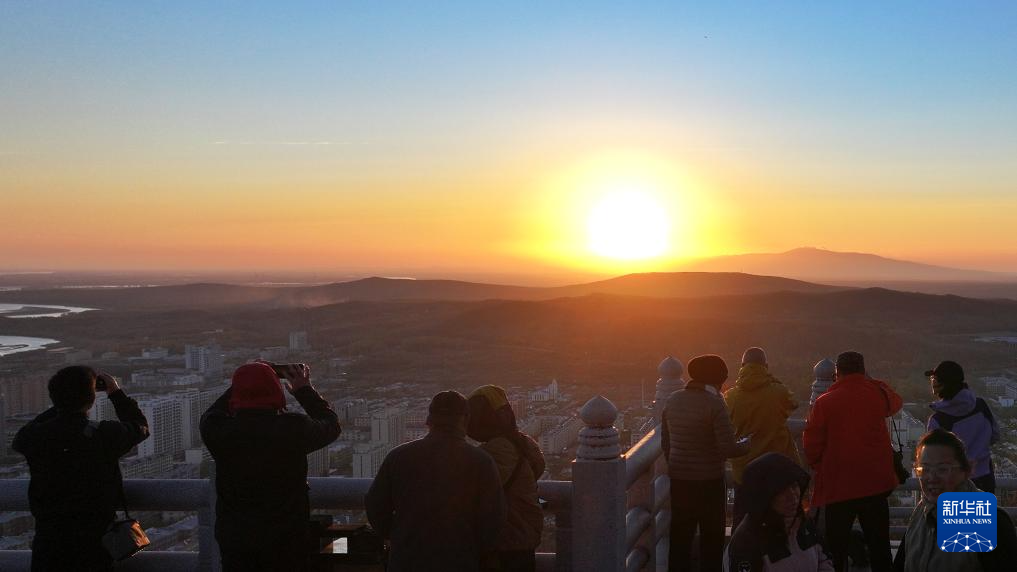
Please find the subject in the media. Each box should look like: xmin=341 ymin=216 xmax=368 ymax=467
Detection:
xmin=198 ymin=466 xmax=221 ymax=571
xmin=573 ymin=396 xmax=626 ymax=572
xmin=555 ymin=508 xmax=573 ymax=572
xmin=651 ymin=356 xmax=685 ymax=424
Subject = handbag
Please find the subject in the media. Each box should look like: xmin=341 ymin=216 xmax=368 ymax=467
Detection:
xmin=102 ymin=467 xmax=150 ymax=561
xmin=102 ymin=518 xmax=150 ymax=561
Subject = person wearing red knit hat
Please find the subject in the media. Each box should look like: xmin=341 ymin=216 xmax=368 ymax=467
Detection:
xmin=200 ymin=361 xmax=341 ymax=571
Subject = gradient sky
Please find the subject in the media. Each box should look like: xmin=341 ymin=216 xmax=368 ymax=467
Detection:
xmin=3 ymin=2 xmax=1016 ymax=278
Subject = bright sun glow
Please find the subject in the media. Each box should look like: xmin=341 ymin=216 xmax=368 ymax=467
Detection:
xmin=586 ymin=189 xmax=671 ymax=260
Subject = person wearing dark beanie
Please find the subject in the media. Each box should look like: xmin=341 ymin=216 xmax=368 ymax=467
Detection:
xmin=367 ymin=390 xmax=506 ymax=572
xmin=200 ymin=362 xmax=341 ymax=571
xmin=661 ymin=354 xmax=750 ymax=572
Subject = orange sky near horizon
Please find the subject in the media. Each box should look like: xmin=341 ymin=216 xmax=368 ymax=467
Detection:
xmin=4 ymin=4 xmax=1016 ymax=277
xmin=6 ymin=143 xmax=1017 ymax=276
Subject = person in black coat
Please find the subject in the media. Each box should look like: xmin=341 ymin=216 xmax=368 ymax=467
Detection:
xmin=366 ymin=390 xmax=506 ymax=572
xmin=725 ymin=453 xmax=834 ymax=571
xmin=200 ymin=362 xmax=341 ymax=572
xmin=13 ymin=366 xmax=150 ymax=572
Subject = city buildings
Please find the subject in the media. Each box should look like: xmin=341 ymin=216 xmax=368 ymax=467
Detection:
xmin=370 ymin=408 xmax=407 ymax=449
xmin=175 ymin=388 xmax=221 ymax=449
xmin=537 ymin=417 xmax=580 ymax=454
xmin=289 ymin=331 xmax=310 ymax=351
xmin=184 ymin=345 xmax=225 ymax=379
xmin=259 ymin=346 xmax=289 ymax=362
xmin=0 ymin=374 xmax=48 ymax=417
xmin=137 ymin=396 xmax=183 ymax=458
xmin=984 ymin=377 xmax=1017 ymax=400
xmin=307 ymin=447 xmax=329 ymax=477
xmin=352 ymin=442 xmax=388 ymax=478
xmin=529 ymin=379 xmax=560 ymax=402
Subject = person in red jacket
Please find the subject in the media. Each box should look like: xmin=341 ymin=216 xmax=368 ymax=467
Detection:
xmin=803 ymin=351 xmax=902 ymax=572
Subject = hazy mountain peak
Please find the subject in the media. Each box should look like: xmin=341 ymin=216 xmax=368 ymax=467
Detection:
xmin=683 ymin=248 xmax=1014 ymax=283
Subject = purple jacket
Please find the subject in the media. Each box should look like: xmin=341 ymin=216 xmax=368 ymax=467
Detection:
xmin=927 ymin=388 xmax=999 ymax=478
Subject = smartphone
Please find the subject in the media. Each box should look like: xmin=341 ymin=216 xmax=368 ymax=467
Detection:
xmin=270 ymin=363 xmax=304 ymax=379
xmin=95 ymin=376 xmax=107 ymax=391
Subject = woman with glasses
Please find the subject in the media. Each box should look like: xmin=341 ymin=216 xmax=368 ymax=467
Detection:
xmin=893 ymin=429 xmax=1017 ymax=571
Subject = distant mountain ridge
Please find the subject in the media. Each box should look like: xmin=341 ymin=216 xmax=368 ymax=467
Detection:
xmin=681 ymin=247 xmax=1015 ymax=283
xmin=0 ymin=272 xmax=845 ymax=311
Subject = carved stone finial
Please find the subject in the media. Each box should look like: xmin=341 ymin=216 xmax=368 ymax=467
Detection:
xmin=577 ymin=396 xmax=621 ymax=460
xmin=652 ymin=356 xmax=685 ymax=422
xmin=657 ymin=356 xmax=684 ymax=379
xmin=580 ymin=395 xmax=619 ymax=427
xmin=810 ymin=358 xmax=836 ymax=406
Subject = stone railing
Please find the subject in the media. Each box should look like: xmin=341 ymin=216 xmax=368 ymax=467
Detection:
xmin=0 ymin=477 xmax=573 ymax=572
xmin=2 ymin=356 xmax=1015 ymax=572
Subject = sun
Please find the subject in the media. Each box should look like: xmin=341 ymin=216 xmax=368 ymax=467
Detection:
xmin=586 ymin=189 xmax=671 ymax=260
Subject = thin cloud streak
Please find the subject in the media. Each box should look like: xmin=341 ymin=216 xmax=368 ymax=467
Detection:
xmin=209 ymin=141 xmax=355 ymax=146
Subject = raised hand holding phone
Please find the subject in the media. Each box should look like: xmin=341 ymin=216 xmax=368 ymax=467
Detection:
xmin=283 ymin=363 xmax=311 ymax=393
xmin=96 ymin=372 xmax=121 ymax=394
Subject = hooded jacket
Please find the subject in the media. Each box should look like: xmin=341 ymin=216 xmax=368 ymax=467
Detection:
xmin=200 ymin=386 xmax=340 ymax=568
xmin=467 ymin=384 xmax=545 ymax=552
xmin=725 ymin=453 xmax=833 ymax=572
xmin=927 ymin=388 xmax=999 ymax=479
xmin=724 ymin=364 xmax=801 ymax=484
xmin=803 ymin=373 xmax=902 ymax=507
xmin=893 ymin=479 xmax=1017 ymax=572
xmin=480 ymin=433 xmax=545 ymax=551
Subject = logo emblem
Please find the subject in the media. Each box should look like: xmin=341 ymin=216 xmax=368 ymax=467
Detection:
xmin=937 ymin=492 xmax=997 ymax=552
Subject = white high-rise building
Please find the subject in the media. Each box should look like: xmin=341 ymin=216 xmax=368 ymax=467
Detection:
xmin=137 ymin=396 xmax=183 ymax=458
xmin=307 ymin=447 xmax=329 ymax=477
xmin=185 ymin=345 xmax=224 ymax=378
xmin=335 ymin=399 xmax=369 ymax=425
xmin=90 ymin=395 xmax=118 ymax=422
xmin=538 ymin=417 xmax=580 ymax=454
xmin=371 ymin=408 xmax=407 ymax=446
xmin=0 ymin=374 xmax=49 ymax=416
xmin=289 ymin=331 xmax=309 ymax=351
xmin=352 ymin=442 xmax=389 ymax=478
xmin=174 ymin=388 xmax=220 ymax=449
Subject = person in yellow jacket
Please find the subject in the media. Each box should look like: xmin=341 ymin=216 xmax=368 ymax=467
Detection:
xmin=467 ymin=385 xmax=545 ymax=572
xmin=724 ymin=347 xmax=801 ymax=530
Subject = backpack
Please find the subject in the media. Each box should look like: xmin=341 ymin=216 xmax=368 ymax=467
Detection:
xmin=931 ymin=397 xmax=994 ymax=431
